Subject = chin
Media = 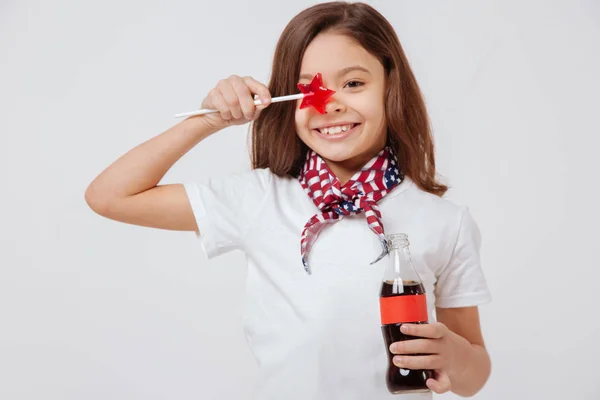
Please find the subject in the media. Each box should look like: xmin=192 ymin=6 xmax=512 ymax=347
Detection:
xmin=305 ymin=140 xmax=359 ymax=161
xmin=317 ymin=148 xmax=359 ymax=164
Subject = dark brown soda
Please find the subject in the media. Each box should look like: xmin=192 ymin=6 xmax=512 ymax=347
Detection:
xmin=381 ymin=280 xmax=433 ymax=394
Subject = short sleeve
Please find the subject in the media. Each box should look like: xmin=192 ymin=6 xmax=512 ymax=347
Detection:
xmin=434 ymin=207 xmax=492 ymax=308
xmin=183 ymin=168 xmax=272 ymax=259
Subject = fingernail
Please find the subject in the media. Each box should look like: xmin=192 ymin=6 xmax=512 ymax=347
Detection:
xmin=400 ymin=325 xmax=409 ymax=333
xmin=393 ymin=356 xmax=402 ymax=366
xmin=389 ymin=344 xmax=396 ymax=353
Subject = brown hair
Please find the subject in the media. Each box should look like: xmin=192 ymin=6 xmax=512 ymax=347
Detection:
xmin=251 ymin=1 xmax=448 ymax=196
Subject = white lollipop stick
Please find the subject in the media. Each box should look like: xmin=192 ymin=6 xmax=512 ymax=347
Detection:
xmin=173 ymin=93 xmax=311 ymax=118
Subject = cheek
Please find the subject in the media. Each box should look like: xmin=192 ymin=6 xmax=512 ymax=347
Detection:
xmin=359 ymin=103 xmax=385 ymax=128
xmin=364 ymin=95 xmax=386 ymax=128
xmin=295 ymin=110 xmax=310 ymax=133
xmin=348 ymin=92 xmax=385 ymax=122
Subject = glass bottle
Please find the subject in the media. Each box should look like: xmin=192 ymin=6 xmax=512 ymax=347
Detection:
xmin=379 ymin=233 xmax=432 ymax=394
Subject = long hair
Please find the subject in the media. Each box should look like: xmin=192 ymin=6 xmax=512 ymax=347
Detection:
xmin=251 ymin=1 xmax=448 ymax=196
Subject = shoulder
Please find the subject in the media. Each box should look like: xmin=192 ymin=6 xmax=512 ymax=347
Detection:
xmin=238 ymin=167 xmax=275 ymax=186
xmin=209 ymin=167 xmax=276 ymax=193
xmin=183 ymin=167 xmax=279 ymax=212
xmin=382 ymin=177 xmax=479 ymax=243
xmin=231 ymin=167 xmax=305 ymax=207
xmin=387 ymin=177 xmax=468 ymax=218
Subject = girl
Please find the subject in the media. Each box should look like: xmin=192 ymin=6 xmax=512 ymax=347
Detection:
xmin=85 ymin=2 xmax=491 ymax=399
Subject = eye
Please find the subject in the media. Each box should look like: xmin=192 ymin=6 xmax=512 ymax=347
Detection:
xmin=344 ymin=80 xmax=364 ymax=89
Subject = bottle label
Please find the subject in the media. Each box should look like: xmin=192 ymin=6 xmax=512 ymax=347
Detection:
xmin=379 ymin=294 xmax=428 ymax=324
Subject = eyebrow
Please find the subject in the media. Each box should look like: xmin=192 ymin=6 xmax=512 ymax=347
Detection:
xmin=299 ymin=65 xmax=371 ymax=81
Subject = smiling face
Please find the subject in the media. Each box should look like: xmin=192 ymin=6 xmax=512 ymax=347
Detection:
xmin=295 ymin=32 xmax=388 ymax=183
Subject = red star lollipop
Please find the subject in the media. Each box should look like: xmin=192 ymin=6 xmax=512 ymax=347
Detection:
xmin=297 ymin=73 xmax=336 ymax=114
xmin=173 ymin=72 xmax=336 ymax=119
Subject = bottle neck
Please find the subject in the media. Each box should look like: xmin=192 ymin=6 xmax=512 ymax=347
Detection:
xmin=383 ymin=234 xmax=422 ymax=285
xmin=387 ymin=233 xmax=410 ymax=252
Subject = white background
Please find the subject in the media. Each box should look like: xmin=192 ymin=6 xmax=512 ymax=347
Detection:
xmin=1 ymin=0 xmax=599 ymax=399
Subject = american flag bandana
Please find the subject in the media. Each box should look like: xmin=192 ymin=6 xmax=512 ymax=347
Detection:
xmin=298 ymin=145 xmax=404 ymax=274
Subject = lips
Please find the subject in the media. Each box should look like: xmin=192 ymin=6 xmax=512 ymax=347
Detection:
xmin=312 ymin=123 xmax=361 ymax=140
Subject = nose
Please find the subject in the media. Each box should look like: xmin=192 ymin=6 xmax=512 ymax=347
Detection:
xmin=325 ymin=94 xmax=346 ymax=114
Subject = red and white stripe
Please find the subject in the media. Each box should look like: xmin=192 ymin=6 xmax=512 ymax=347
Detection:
xmin=298 ymin=146 xmax=403 ymax=274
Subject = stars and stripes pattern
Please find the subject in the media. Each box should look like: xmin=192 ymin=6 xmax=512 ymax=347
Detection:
xmin=298 ymin=145 xmax=404 ymax=274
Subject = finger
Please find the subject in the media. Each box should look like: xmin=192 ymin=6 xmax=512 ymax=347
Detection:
xmin=389 ymin=339 xmax=439 ymax=355
xmin=401 ymin=323 xmax=446 ymax=339
xmin=252 ymin=94 xmax=265 ymax=117
xmin=393 ymin=355 xmax=443 ymax=370
xmin=209 ymin=88 xmax=232 ymax=121
xmin=426 ymin=370 xmax=451 ymax=394
xmin=243 ymin=76 xmax=271 ymax=109
xmin=218 ymin=79 xmax=243 ymax=119
xmin=229 ymin=75 xmax=256 ymax=120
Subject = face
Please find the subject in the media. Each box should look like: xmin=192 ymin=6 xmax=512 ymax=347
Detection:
xmin=295 ymin=32 xmax=387 ymax=181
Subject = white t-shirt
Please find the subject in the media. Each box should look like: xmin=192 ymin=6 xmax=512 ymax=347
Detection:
xmin=184 ymin=168 xmax=491 ymax=400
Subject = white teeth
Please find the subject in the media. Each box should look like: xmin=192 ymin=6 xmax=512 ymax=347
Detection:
xmin=319 ymin=124 xmax=354 ymax=135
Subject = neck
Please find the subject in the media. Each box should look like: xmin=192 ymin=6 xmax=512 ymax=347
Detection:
xmin=325 ymin=163 xmax=356 ymax=186
xmin=324 ymin=153 xmax=375 ymax=185
xmin=323 ymin=146 xmax=388 ymax=185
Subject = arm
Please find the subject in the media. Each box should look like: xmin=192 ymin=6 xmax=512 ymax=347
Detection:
xmin=84 ymin=75 xmax=271 ymax=231
xmin=436 ymin=306 xmax=491 ymax=397
xmin=84 ymin=116 xmax=216 ymax=232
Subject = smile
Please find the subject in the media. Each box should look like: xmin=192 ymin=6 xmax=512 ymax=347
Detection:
xmin=313 ymin=123 xmax=360 ymax=139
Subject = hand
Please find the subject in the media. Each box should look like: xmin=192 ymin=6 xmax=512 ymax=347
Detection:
xmin=199 ymin=75 xmax=272 ymax=130
xmin=389 ymin=322 xmax=471 ymax=394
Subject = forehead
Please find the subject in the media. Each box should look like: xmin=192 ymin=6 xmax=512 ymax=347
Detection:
xmin=299 ymin=32 xmax=381 ymax=77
